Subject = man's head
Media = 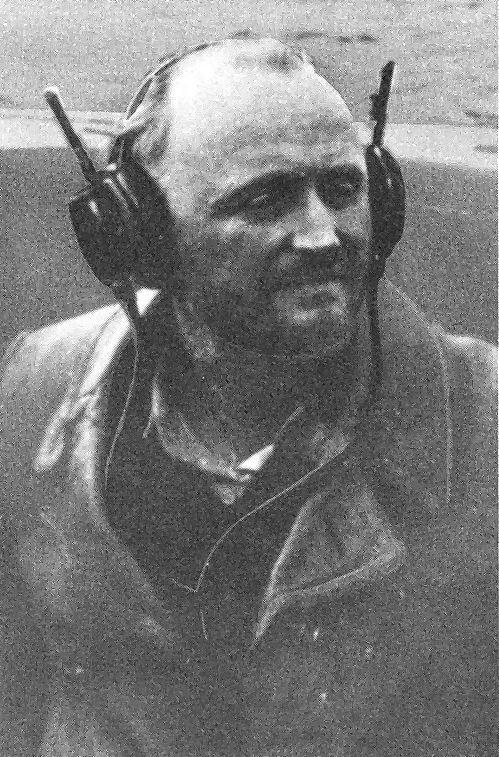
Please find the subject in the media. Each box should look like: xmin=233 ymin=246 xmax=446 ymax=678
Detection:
xmin=126 ymin=37 xmax=371 ymax=358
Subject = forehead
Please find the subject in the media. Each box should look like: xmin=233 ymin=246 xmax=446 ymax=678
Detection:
xmin=152 ymin=41 xmax=365 ymax=197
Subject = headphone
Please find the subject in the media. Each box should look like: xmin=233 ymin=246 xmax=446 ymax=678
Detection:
xmin=45 ymin=42 xmax=405 ymax=296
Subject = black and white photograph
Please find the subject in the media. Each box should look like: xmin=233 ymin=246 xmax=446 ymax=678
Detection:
xmin=0 ymin=2 xmax=497 ymax=755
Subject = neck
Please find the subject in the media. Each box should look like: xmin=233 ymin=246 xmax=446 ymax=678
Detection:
xmin=153 ymin=299 xmax=372 ymax=454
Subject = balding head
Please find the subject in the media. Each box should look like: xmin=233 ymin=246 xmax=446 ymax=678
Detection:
xmin=124 ymin=37 xmax=356 ymax=177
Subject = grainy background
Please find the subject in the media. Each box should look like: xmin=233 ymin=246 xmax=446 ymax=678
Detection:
xmin=1 ymin=0 xmax=497 ymax=125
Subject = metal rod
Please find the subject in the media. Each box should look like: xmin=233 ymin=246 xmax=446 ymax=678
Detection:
xmin=371 ymin=60 xmax=396 ymax=148
xmin=44 ymin=86 xmax=99 ymax=183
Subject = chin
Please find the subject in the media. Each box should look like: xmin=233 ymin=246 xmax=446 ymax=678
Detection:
xmin=266 ymin=280 xmax=360 ymax=356
xmin=272 ymin=301 xmax=359 ymax=358
xmin=212 ymin=312 xmax=357 ymax=360
xmin=204 ymin=287 xmax=360 ymax=358
xmin=274 ymin=324 xmax=357 ymax=359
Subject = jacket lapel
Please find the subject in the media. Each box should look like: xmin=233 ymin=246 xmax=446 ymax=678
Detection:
xmin=253 ymin=280 xmax=452 ymax=635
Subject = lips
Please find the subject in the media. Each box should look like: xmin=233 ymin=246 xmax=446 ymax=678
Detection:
xmin=272 ymin=280 xmax=350 ymax=326
xmin=282 ymin=281 xmax=346 ymax=305
xmin=266 ymin=265 xmax=344 ymax=295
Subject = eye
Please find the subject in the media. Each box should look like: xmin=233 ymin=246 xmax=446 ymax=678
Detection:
xmin=247 ymin=190 xmax=273 ymax=211
xmin=317 ymin=169 xmax=364 ymax=209
xmin=212 ymin=173 xmax=304 ymax=223
xmin=242 ymin=175 xmax=303 ymax=222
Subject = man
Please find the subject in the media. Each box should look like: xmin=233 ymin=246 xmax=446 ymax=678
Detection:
xmin=0 ymin=36 xmax=496 ymax=757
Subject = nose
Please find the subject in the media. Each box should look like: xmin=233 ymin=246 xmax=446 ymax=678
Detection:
xmin=292 ymin=187 xmax=340 ymax=251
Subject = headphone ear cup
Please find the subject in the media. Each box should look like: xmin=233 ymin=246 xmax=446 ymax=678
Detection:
xmin=69 ymin=168 xmax=141 ymax=287
xmin=365 ymin=144 xmax=406 ymax=277
xmin=121 ymin=161 xmax=178 ymax=290
xmin=69 ymin=161 xmax=176 ymax=290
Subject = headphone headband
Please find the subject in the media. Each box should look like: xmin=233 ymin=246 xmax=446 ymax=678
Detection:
xmin=109 ymin=42 xmax=217 ymax=166
xmin=127 ymin=42 xmax=215 ymax=118
xmin=110 ymin=38 xmax=314 ymax=166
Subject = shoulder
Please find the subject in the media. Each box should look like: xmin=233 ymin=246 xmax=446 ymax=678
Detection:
xmin=0 ymin=289 xmax=162 ymax=471
xmin=442 ymin=331 xmax=497 ymax=401
xmin=0 ymin=304 xmax=127 ymax=469
xmin=433 ymin=328 xmax=497 ymax=444
xmin=2 ymin=305 xmax=119 ymax=377
xmin=365 ymin=281 xmax=496 ymax=511
xmin=439 ymin=330 xmax=497 ymax=512
xmin=0 ymin=288 xmax=161 ymax=402
xmin=0 ymin=304 xmax=125 ymax=412
xmin=379 ymin=279 xmax=496 ymax=409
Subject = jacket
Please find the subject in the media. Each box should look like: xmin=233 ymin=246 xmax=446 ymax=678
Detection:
xmin=0 ymin=280 xmax=496 ymax=757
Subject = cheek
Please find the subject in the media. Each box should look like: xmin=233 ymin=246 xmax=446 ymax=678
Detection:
xmin=339 ymin=196 xmax=371 ymax=254
xmin=195 ymin=219 xmax=281 ymax=297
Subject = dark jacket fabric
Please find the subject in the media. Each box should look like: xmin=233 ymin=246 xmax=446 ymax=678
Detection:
xmin=0 ymin=280 xmax=496 ymax=757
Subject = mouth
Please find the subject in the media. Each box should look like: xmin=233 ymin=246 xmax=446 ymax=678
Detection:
xmin=266 ymin=263 xmax=345 ymax=294
xmin=272 ymin=280 xmax=350 ymax=326
xmin=279 ymin=280 xmax=345 ymax=302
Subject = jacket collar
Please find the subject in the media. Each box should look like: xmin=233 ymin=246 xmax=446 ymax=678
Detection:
xmin=31 ymin=281 xmax=451 ymax=643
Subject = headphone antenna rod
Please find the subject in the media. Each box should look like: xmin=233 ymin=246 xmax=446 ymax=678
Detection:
xmin=370 ymin=60 xmax=396 ymax=148
xmin=44 ymin=87 xmax=99 ymax=183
